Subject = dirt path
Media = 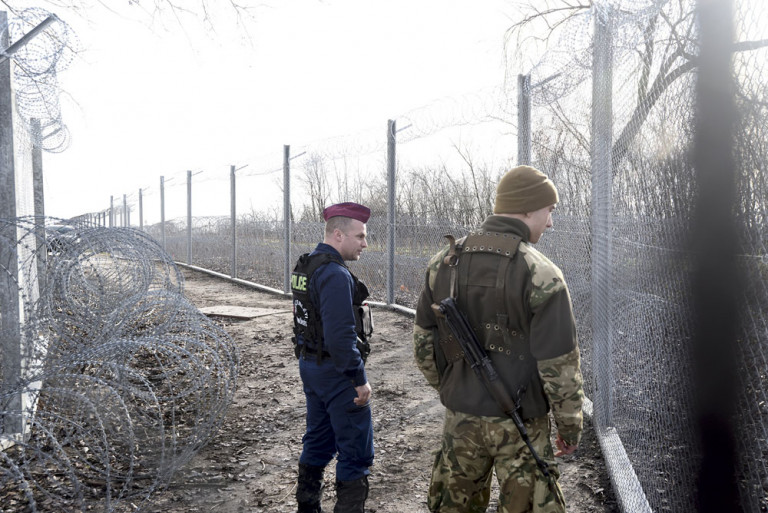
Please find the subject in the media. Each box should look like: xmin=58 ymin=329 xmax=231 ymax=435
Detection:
xmin=151 ymin=268 xmax=618 ymax=513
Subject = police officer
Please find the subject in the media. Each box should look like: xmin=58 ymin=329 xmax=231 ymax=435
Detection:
xmin=292 ymin=202 xmax=374 ymax=513
xmin=413 ymin=166 xmax=584 ymax=513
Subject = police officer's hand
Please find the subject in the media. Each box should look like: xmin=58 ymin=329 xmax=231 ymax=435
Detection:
xmin=554 ymin=434 xmax=578 ymax=457
xmin=354 ymin=382 xmax=371 ymax=406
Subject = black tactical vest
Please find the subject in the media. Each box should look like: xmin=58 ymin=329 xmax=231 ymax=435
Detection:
xmin=431 ymin=230 xmax=549 ymax=420
xmin=291 ymin=252 xmax=373 ymax=361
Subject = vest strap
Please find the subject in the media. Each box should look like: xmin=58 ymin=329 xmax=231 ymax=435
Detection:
xmin=442 ymin=234 xmax=460 ymax=299
xmin=462 ymin=231 xmax=521 ymax=257
xmin=495 ymin=256 xmax=514 ymax=347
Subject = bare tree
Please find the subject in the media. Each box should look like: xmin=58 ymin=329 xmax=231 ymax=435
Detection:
xmin=531 ymin=123 xmax=590 ymax=215
xmin=0 ymin=0 xmax=261 ymax=33
xmin=1 ymin=0 xmax=268 ymax=70
xmin=393 ymin=145 xmax=504 ymax=229
xmin=505 ymin=0 xmax=768 ymax=169
xmin=299 ymin=152 xmax=330 ymax=222
xmin=451 ymin=141 xmax=498 ymax=222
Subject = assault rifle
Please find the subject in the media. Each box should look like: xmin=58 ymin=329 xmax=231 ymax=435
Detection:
xmin=435 ymin=296 xmax=552 ymax=480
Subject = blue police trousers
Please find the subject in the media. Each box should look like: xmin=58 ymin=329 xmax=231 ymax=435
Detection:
xmin=298 ymin=356 xmax=374 ymax=481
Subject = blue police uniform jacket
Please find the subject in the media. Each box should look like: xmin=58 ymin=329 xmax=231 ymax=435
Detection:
xmin=299 ymin=243 xmax=368 ymax=386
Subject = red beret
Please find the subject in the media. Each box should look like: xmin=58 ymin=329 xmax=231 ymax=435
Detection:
xmin=322 ymin=202 xmax=371 ymax=223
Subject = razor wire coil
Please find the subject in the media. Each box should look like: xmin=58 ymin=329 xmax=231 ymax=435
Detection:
xmin=0 ymin=216 xmax=239 ymax=512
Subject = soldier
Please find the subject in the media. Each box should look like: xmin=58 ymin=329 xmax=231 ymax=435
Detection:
xmin=292 ymin=202 xmax=375 ymax=513
xmin=413 ymin=166 xmax=584 ymax=513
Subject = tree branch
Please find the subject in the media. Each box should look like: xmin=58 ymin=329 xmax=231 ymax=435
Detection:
xmin=733 ymin=39 xmax=768 ymax=52
xmin=612 ymin=58 xmax=696 ymax=166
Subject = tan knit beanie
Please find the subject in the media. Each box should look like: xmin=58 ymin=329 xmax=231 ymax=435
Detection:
xmin=493 ymin=165 xmax=559 ymax=214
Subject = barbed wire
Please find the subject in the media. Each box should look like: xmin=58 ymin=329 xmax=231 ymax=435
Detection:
xmin=0 ymin=216 xmax=239 ymax=512
xmin=515 ymin=1 xmax=671 ymax=107
xmin=2 ymin=7 xmax=77 ymax=152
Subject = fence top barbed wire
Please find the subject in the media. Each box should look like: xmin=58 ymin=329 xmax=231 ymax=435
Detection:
xmin=2 ymin=7 xmax=77 ymax=153
xmin=93 ymin=84 xmax=521 ymax=223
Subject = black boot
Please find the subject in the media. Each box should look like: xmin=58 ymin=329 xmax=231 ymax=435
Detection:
xmin=297 ymin=463 xmax=325 ymax=513
xmin=334 ymin=475 xmax=369 ymax=513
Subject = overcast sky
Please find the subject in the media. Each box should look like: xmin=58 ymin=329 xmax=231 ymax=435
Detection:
xmin=35 ymin=0 xmax=516 ymax=219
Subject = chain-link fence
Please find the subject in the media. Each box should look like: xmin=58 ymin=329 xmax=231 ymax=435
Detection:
xmin=0 ymin=9 xmax=68 ymax=445
xmin=55 ymin=0 xmax=768 ymax=511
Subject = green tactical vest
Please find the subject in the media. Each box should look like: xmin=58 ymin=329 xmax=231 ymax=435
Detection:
xmin=431 ymin=229 xmax=549 ymax=420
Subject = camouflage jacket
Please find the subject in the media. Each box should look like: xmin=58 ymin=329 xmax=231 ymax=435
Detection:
xmin=413 ymin=215 xmax=584 ymax=445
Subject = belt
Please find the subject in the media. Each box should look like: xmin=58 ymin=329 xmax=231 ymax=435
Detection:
xmin=303 ymin=346 xmax=331 ymax=359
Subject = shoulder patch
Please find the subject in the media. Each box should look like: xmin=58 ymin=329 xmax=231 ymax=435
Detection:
xmin=519 ymin=243 xmax=567 ymax=308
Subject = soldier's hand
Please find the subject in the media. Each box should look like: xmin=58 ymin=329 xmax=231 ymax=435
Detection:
xmin=554 ymin=434 xmax=577 ymax=457
xmin=354 ymin=382 xmax=371 ymax=406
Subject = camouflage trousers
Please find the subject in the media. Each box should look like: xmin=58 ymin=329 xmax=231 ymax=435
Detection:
xmin=428 ymin=408 xmax=566 ymax=513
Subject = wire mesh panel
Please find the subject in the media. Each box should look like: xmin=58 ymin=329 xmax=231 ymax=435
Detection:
xmin=161 ymin=217 xmax=187 ymax=264
xmin=385 ymin=218 xmax=473 ymax=308
xmin=730 ymin=2 xmax=768 ymax=510
xmin=189 ymin=216 xmax=230 ymax=270
xmin=515 ymin=2 xmax=699 ymax=510
xmin=515 ymin=0 xmax=768 ymax=510
xmin=347 ymin=215 xmax=391 ymax=304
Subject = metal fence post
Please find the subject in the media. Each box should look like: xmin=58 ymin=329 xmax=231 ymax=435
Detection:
xmin=187 ymin=170 xmax=192 ymax=264
xmin=139 ymin=188 xmax=143 ymax=230
xmin=590 ymin=14 xmax=654 ymax=512
xmin=591 ymin=4 xmax=614 ymax=430
xmin=31 ymin=118 xmax=44 ymax=219
xmin=160 ymin=175 xmax=166 ymax=251
xmin=387 ymin=119 xmax=396 ymax=305
xmin=518 ymin=74 xmax=531 ymax=165
xmin=692 ymin=1 xmax=740 ymax=509
xmin=31 ymin=117 xmax=47 ymax=290
xmin=283 ymin=145 xmax=291 ymax=293
xmin=0 ymin=10 xmax=22 ymax=435
xmin=230 ymin=164 xmax=237 ymax=279
xmin=123 ymin=193 xmax=128 ymax=227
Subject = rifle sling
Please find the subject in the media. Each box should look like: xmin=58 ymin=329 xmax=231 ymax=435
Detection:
xmin=441 ymin=234 xmax=460 ymax=299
